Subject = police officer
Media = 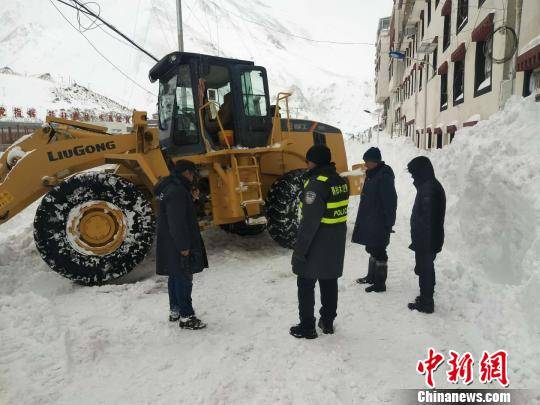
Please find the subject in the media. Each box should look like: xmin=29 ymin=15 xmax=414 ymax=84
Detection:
xmin=290 ymin=145 xmax=350 ymax=339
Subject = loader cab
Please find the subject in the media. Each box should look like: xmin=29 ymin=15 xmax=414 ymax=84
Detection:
xmin=149 ymin=52 xmax=272 ymax=156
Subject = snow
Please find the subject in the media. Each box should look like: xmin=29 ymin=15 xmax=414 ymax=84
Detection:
xmin=0 ymin=0 xmax=376 ymax=133
xmin=5 ymin=146 xmax=27 ymax=167
xmin=477 ymin=77 xmax=491 ymax=92
xmin=519 ymin=34 xmax=540 ymax=55
xmin=466 ymin=114 xmax=481 ymax=123
xmin=1 ymin=96 xmax=539 ymax=403
xmin=0 ymin=71 xmax=131 ymax=122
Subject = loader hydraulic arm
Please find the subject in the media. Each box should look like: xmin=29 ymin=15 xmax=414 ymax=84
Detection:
xmin=0 ymin=112 xmax=167 ymax=225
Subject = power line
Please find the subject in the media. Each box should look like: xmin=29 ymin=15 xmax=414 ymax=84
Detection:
xmin=49 ymin=0 xmax=156 ymax=98
xmin=65 ymin=0 xmax=159 ymax=61
xmin=201 ymin=0 xmax=375 ymax=46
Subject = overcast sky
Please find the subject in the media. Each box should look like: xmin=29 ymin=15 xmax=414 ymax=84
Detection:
xmin=267 ymin=0 xmax=395 ymax=76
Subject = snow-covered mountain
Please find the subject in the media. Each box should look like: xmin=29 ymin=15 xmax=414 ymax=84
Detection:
xmin=0 ymin=0 xmax=377 ymax=132
xmin=0 ymin=69 xmax=131 ymax=121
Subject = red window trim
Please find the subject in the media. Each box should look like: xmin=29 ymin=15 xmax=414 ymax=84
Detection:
xmin=471 ymin=13 xmax=494 ymax=42
xmin=441 ymin=0 xmax=452 ymax=16
xmin=463 ymin=120 xmax=478 ymax=127
xmin=517 ymin=43 xmax=540 ymax=72
xmin=438 ymin=61 xmax=449 ymax=75
xmin=451 ymin=43 xmax=467 ymax=62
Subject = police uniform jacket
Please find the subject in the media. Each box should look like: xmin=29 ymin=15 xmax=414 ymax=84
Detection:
xmin=292 ymin=163 xmax=350 ymax=280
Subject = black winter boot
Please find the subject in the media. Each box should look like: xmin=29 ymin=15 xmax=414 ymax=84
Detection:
xmin=356 ymin=256 xmax=376 ymax=284
xmin=290 ymin=324 xmax=318 ymax=339
xmin=317 ymin=318 xmax=334 ymax=334
xmin=365 ymin=261 xmax=387 ymax=292
xmin=408 ymin=297 xmax=434 ymax=313
xmin=179 ymin=315 xmax=207 ymax=330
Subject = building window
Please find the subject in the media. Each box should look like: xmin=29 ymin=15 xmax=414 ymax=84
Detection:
xmin=440 ymin=73 xmax=448 ymax=110
xmin=523 ymin=70 xmax=537 ymax=97
xmin=474 ymin=39 xmax=492 ymax=97
xmin=432 ymin=46 xmax=438 ymax=77
xmin=453 ymin=60 xmax=465 ymax=105
xmin=419 ymin=67 xmax=423 ymax=91
xmin=457 ymin=0 xmax=469 ymax=33
xmin=443 ymin=14 xmax=451 ymax=51
xmin=420 ymin=13 xmax=425 ymax=38
xmin=427 ymin=0 xmax=432 ymax=26
xmin=479 ymin=0 xmax=486 ymax=7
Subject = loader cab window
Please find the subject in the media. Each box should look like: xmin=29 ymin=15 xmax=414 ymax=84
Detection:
xmin=173 ymin=65 xmax=198 ymax=145
xmin=240 ymin=70 xmax=267 ymax=117
xmin=158 ymin=75 xmax=176 ymax=131
xmin=200 ymin=64 xmax=233 ymax=138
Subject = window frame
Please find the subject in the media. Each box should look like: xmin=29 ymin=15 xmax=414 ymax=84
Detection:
xmin=432 ymin=46 xmax=438 ymax=78
xmin=440 ymin=73 xmax=448 ymax=111
xmin=456 ymin=0 xmax=469 ymax=34
xmin=453 ymin=60 xmax=465 ymax=106
xmin=443 ymin=14 xmax=451 ymax=51
xmin=474 ymin=39 xmax=493 ymax=98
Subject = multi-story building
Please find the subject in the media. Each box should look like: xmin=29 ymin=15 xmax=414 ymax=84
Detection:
xmin=375 ymin=17 xmax=391 ymax=129
xmin=375 ymin=0 xmax=540 ymax=149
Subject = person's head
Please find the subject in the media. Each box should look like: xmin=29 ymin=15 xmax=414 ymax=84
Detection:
xmin=306 ymin=144 xmax=332 ymax=169
xmin=363 ymin=147 xmax=382 ymax=170
xmin=174 ymin=160 xmax=197 ymax=183
xmin=407 ymin=156 xmax=435 ymax=183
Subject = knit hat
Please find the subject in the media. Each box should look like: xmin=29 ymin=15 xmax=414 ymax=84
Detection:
xmin=306 ymin=145 xmax=331 ymax=165
xmin=363 ymin=147 xmax=382 ymax=163
xmin=174 ymin=159 xmax=197 ymax=175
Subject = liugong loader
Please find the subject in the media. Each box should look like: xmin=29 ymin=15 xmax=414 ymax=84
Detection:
xmin=0 ymin=52 xmax=364 ymax=285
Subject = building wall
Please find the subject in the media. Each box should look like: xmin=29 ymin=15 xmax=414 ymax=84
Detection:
xmin=376 ymin=0 xmax=538 ymax=149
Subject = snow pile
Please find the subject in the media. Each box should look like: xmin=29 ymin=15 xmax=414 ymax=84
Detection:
xmin=0 ymin=71 xmax=131 ymax=121
xmin=1 ymin=97 xmax=539 ymax=403
xmin=356 ymin=95 xmax=540 ymax=390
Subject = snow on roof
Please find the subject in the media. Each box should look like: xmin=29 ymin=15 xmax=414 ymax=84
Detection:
xmin=519 ymin=34 xmax=540 ymax=55
xmin=466 ymin=114 xmax=481 ymax=123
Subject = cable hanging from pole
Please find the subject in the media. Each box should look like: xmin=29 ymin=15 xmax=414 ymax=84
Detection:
xmin=57 ymin=0 xmax=160 ymax=62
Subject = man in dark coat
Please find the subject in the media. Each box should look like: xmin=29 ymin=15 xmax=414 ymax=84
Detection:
xmin=290 ymin=145 xmax=350 ymax=339
xmin=406 ymin=156 xmax=446 ymax=314
xmin=155 ymin=160 xmax=208 ymax=329
xmin=352 ymin=147 xmax=397 ymax=293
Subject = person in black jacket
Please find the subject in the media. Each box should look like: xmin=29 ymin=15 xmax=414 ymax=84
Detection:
xmin=290 ymin=145 xmax=350 ymax=339
xmin=352 ymin=147 xmax=397 ymax=293
xmin=155 ymin=160 xmax=208 ymax=329
xmin=406 ymin=156 xmax=446 ymax=314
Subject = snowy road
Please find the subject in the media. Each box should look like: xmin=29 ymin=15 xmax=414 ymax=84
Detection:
xmin=1 ymin=98 xmax=540 ymax=404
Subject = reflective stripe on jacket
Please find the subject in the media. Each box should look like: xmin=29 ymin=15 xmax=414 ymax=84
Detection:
xmin=300 ymin=175 xmax=349 ymax=224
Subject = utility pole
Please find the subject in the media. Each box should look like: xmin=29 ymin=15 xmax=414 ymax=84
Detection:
xmin=176 ymin=0 xmax=184 ymax=52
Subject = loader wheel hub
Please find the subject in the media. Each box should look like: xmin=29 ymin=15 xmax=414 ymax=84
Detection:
xmin=67 ymin=201 xmax=127 ymax=256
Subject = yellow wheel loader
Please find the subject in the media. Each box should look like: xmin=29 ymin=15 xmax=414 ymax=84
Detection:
xmin=0 ymin=52 xmax=364 ymax=285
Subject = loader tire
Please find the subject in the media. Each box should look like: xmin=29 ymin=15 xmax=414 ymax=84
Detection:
xmin=265 ymin=169 xmax=308 ymax=249
xmin=33 ymin=173 xmax=154 ymax=285
xmin=220 ymin=221 xmax=266 ymax=236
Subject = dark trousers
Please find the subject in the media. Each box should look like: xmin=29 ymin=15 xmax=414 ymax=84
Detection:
xmin=297 ymin=276 xmax=338 ymax=329
xmin=168 ymin=271 xmax=194 ymax=317
xmin=415 ymin=252 xmax=437 ymax=301
xmin=365 ymin=245 xmax=388 ymax=262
